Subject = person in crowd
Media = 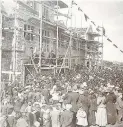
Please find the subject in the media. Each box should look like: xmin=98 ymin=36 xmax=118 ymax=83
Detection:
xmin=33 ymin=104 xmax=43 ymax=127
xmin=25 ymin=101 xmax=32 ymax=113
xmin=78 ymin=87 xmax=90 ymax=121
xmin=96 ymin=92 xmax=107 ymax=127
xmin=50 ymin=104 xmax=61 ymax=127
xmin=42 ymin=85 xmax=50 ymax=104
xmin=20 ymin=99 xmax=28 ymax=113
xmin=64 ymin=85 xmax=79 ymax=113
xmin=116 ymin=92 xmax=123 ymax=123
xmin=50 ymin=85 xmax=61 ymax=104
xmin=14 ymin=97 xmax=22 ymax=113
xmin=6 ymin=105 xmax=15 ymax=127
xmin=106 ymin=90 xmax=117 ymax=125
xmin=64 ymin=85 xmax=79 ymax=127
xmin=76 ymin=105 xmax=88 ymax=127
xmin=16 ymin=112 xmax=28 ymax=127
xmin=88 ymin=91 xmax=97 ymax=126
xmin=42 ymin=106 xmax=51 ymax=127
xmin=60 ymin=104 xmax=73 ymax=127
xmin=27 ymin=107 xmax=35 ymax=127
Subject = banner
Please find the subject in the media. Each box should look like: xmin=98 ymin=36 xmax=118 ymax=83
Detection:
xmin=72 ymin=0 xmax=77 ymax=5
xmin=107 ymin=38 xmax=112 ymax=42
xmin=78 ymin=7 xmax=83 ymax=12
xmin=84 ymin=14 xmax=89 ymax=21
xmin=70 ymin=0 xmax=123 ymax=54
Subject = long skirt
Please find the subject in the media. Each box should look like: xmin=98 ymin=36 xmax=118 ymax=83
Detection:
xmin=106 ymin=102 xmax=116 ymax=125
xmin=88 ymin=110 xmax=96 ymax=126
xmin=96 ymin=107 xmax=107 ymax=126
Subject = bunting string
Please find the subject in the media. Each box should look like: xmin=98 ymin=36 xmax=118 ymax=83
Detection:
xmin=71 ymin=0 xmax=123 ymax=54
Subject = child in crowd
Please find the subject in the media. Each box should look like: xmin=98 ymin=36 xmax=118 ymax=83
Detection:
xmin=76 ymin=106 xmax=88 ymax=127
xmin=16 ymin=112 xmax=28 ymax=127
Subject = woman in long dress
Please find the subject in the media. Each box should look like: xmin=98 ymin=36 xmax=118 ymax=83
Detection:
xmin=88 ymin=93 xmax=97 ymax=126
xmin=106 ymin=91 xmax=117 ymax=125
xmin=96 ymin=92 xmax=107 ymax=127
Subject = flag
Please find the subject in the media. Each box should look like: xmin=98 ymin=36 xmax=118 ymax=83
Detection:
xmin=91 ymin=21 xmax=96 ymax=26
xmin=84 ymin=14 xmax=89 ymax=21
xmin=113 ymin=44 xmax=118 ymax=48
xmin=102 ymin=27 xmax=105 ymax=35
xmin=72 ymin=0 xmax=77 ymax=5
xmin=78 ymin=7 xmax=83 ymax=12
xmin=96 ymin=26 xmax=100 ymax=32
xmin=97 ymin=26 xmax=105 ymax=35
xmin=120 ymin=50 xmax=123 ymax=53
xmin=107 ymin=38 xmax=112 ymax=42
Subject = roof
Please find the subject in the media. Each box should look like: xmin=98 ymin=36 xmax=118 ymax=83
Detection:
xmin=86 ymin=25 xmax=100 ymax=37
xmin=17 ymin=1 xmax=38 ymax=15
xmin=68 ymin=27 xmax=87 ymax=34
xmin=87 ymin=32 xmax=101 ymax=37
xmin=1 ymin=4 xmax=7 ymax=15
xmin=51 ymin=1 xmax=68 ymax=8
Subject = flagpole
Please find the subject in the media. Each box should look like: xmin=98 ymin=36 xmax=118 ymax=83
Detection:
xmin=80 ymin=12 xmax=82 ymax=64
xmin=0 ymin=0 xmax=2 ymax=114
xmin=101 ymin=22 xmax=104 ymax=67
xmin=56 ymin=0 xmax=59 ymax=73
xmin=69 ymin=0 xmax=73 ymax=69
xmin=81 ymin=13 xmax=82 ymax=29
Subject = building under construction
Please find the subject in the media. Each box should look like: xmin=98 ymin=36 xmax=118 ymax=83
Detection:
xmin=0 ymin=0 xmax=103 ymax=85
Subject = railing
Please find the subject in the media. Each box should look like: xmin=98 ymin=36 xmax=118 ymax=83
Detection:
xmin=23 ymin=57 xmax=70 ymax=68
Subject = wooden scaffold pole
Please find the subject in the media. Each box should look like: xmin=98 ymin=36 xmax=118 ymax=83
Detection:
xmin=12 ymin=0 xmax=18 ymax=83
xmin=39 ymin=1 xmax=43 ymax=71
xmin=0 ymin=0 xmax=2 ymax=113
xmin=56 ymin=0 xmax=59 ymax=73
xmin=69 ymin=0 xmax=73 ymax=69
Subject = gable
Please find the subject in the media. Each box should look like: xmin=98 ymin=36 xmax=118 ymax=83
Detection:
xmin=86 ymin=25 xmax=93 ymax=33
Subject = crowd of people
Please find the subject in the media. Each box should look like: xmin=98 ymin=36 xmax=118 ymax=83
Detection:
xmin=0 ymin=65 xmax=123 ymax=127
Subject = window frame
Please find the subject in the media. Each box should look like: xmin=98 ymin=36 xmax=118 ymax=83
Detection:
xmin=24 ymin=24 xmax=34 ymax=41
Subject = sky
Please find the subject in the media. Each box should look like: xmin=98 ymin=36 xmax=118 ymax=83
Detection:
xmin=61 ymin=0 xmax=123 ymax=62
xmin=2 ymin=0 xmax=123 ymax=62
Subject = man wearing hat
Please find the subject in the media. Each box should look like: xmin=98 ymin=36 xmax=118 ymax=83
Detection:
xmin=116 ymin=92 xmax=123 ymax=124
xmin=6 ymin=105 xmax=15 ymax=127
xmin=50 ymin=104 xmax=61 ymax=127
xmin=64 ymin=85 xmax=79 ymax=113
xmin=64 ymin=85 xmax=79 ymax=127
xmin=42 ymin=85 xmax=50 ymax=104
xmin=60 ymin=104 xmax=73 ymax=127
xmin=77 ymin=87 xmax=90 ymax=121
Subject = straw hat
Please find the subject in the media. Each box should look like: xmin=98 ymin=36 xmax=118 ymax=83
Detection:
xmin=65 ymin=104 xmax=72 ymax=110
xmin=83 ymin=82 xmax=87 ymax=87
xmin=34 ymin=121 xmax=40 ymax=127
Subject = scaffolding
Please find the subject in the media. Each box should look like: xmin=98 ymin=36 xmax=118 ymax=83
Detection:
xmin=0 ymin=0 xmax=103 ymax=85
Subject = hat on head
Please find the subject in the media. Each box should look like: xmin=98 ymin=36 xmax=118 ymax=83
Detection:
xmin=65 ymin=104 xmax=72 ymax=110
xmin=72 ymin=85 xmax=77 ymax=91
xmin=34 ymin=121 xmax=40 ymax=127
xmin=83 ymin=82 xmax=87 ymax=87
xmin=67 ymin=86 xmax=72 ymax=92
